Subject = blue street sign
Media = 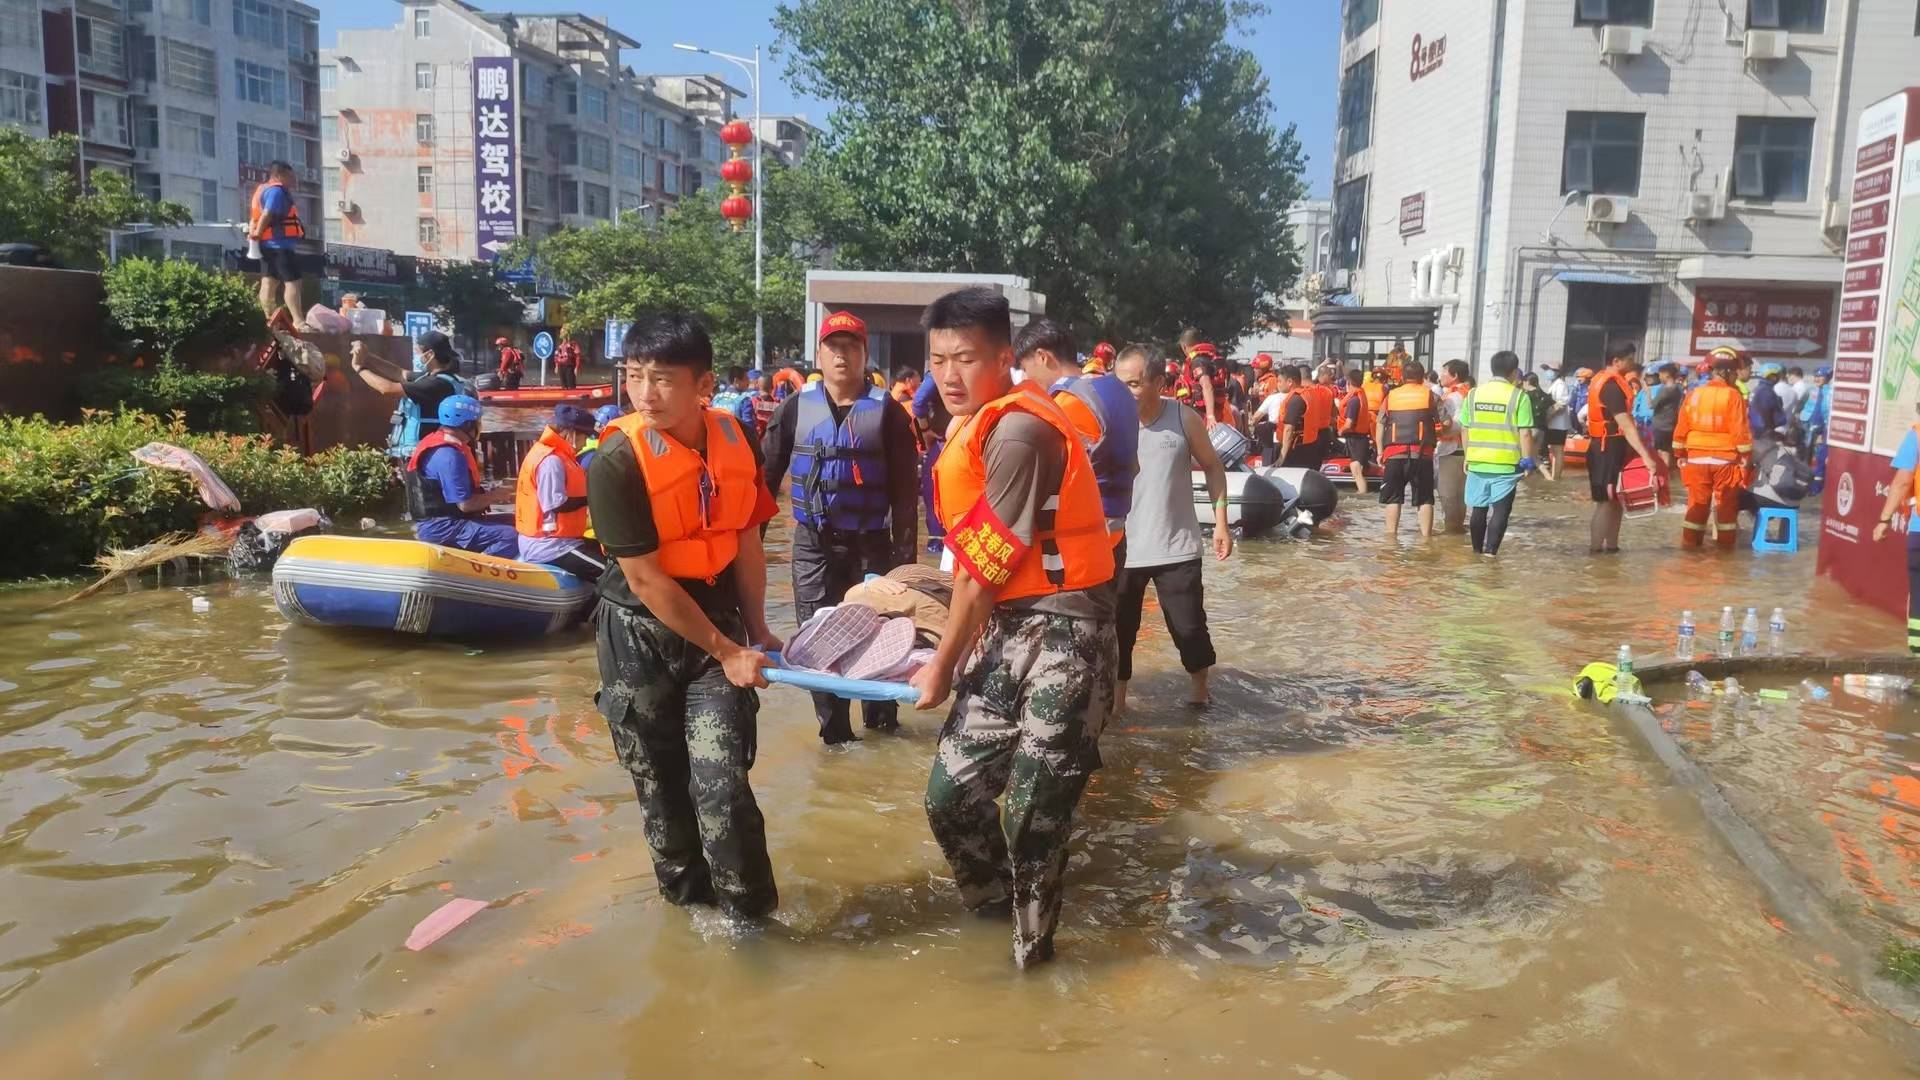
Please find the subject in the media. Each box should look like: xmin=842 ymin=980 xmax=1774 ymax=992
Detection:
xmin=604 ymin=318 xmax=634 ymax=359
xmin=531 ymin=331 xmax=555 ymax=361
xmin=404 ymin=311 xmax=435 ymax=340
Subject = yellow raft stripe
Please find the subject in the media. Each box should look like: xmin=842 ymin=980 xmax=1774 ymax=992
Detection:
xmin=280 ymin=536 xmax=572 ymax=593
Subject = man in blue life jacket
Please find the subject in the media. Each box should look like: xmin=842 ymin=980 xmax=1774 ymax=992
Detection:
xmin=350 ymin=331 xmax=475 ymax=461
xmin=710 ymin=365 xmax=750 ymax=416
xmin=762 ymin=311 xmax=921 ymax=744
xmin=403 ymin=395 xmax=519 ymax=557
xmin=1013 ymin=316 xmax=1138 ymax=561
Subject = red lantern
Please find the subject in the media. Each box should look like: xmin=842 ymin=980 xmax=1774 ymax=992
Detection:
xmin=721 ymin=157 xmax=753 ymax=185
xmin=720 ymin=195 xmax=753 ymax=230
xmin=719 ymin=120 xmax=753 ymax=148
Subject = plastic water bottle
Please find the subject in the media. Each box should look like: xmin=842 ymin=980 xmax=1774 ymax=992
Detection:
xmin=1768 ymin=608 xmax=1787 ymax=657
xmin=1718 ymin=606 xmax=1737 ymax=658
xmin=1800 ymin=679 xmax=1830 ymax=701
xmin=1614 ymin=644 xmax=1635 ymax=695
xmin=1843 ymin=674 xmax=1915 ymax=694
xmin=1686 ymin=670 xmax=1712 ymax=697
xmin=1676 ymin=610 xmax=1696 ymax=662
xmin=1723 ymin=676 xmax=1743 ymax=698
xmin=1740 ymin=608 xmax=1759 ymax=656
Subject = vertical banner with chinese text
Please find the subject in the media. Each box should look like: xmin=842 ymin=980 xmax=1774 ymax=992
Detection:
xmin=472 ymin=56 xmax=519 ymax=262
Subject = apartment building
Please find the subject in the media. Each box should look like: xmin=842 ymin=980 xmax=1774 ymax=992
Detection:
xmin=321 ymin=1 xmax=760 ymax=262
xmin=0 ymin=0 xmax=321 ymax=266
xmin=1328 ymin=0 xmax=1920 ymax=375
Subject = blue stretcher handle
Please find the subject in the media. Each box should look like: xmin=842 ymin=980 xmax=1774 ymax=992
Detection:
xmin=760 ymin=653 xmax=922 ymax=704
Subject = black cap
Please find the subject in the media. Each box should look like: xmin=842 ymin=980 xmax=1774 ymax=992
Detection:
xmin=416 ymin=330 xmax=455 ymax=364
xmin=550 ymin=403 xmax=596 ymax=434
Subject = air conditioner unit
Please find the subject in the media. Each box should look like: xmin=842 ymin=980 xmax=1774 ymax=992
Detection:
xmin=335 ymin=147 xmax=354 ymax=164
xmin=1744 ymin=30 xmax=1790 ymax=62
xmin=335 ymin=199 xmax=358 ymax=215
xmin=1599 ymin=26 xmax=1647 ymax=58
xmin=1587 ymin=195 xmax=1632 ymax=225
xmin=1685 ymin=191 xmax=1726 ymax=222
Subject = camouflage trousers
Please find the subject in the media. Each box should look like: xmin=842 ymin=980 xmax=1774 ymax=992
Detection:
xmin=924 ymin=610 xmax=1117 ymax=968
xmin=594 ymin=602 xmax=777 ymax=918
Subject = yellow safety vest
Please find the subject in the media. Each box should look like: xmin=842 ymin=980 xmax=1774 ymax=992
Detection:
xmin=1461 ymin=381 xmax=1524 ymax=471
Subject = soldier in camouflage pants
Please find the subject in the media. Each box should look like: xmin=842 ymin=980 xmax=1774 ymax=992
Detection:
xmin=594 ymin=602 xmax=778 ymax=919
xmin=924 ymin=609 xmax=1117 ymax=968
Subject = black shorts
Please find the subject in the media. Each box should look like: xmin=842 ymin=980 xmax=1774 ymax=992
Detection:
xmin=1342 ymin=435 xmax=1374 ymax=466
xmin=1282 ymin=439 xmax=1328 ymax=470
xmin=1654 ymin=428 xmax=1675 ymax=453
xmin=1378 ymin=455 xmax=1435 ymax=506
xmin=1544 ymin=428 xmax=1569 ymax=448
xmin=1588 ymin=436 xmax=1629 ymax=503
xmin=259 ymin=246 xmax=302 ymax=281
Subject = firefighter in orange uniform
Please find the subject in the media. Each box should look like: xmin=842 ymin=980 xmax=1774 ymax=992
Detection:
xmin=911 ymin=287 xmax=1117 ymax=970
xmin=1672 ymin=347 xmax=1753 ymax=550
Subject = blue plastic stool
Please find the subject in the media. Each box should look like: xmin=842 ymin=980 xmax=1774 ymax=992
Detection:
xmin=1752 ymin=507 xmax=1798 ymax=553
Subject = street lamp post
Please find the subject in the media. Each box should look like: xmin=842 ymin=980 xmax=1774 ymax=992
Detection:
xmin=674 ymin=41 xmax=763 ymax=370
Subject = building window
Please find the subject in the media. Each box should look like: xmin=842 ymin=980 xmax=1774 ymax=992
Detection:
xmin=165 ymin=106 xmax=215 ymax=156
xmin=522 ymin=68 xmax=547 ymax=106
xmin=524 ymin=169 xmax=547 ymax=210
xmin=552 ymin=127 xmax=577 ymax=165
xmin=415 ymin=63 xmax=433 ymax=91
xmin=237 ymin=121 xmax=290 ymax=167
xmin=320 ymin=114 xmax=337 ymax=144
xmin=0 ymin=0 xmax=41 ymax=50
xmin=1733 ymin=115 xmax=1815 ymax=202
xmin=77 ymin=17 xmax=126 ymax=79
xmin=1337 ymin=52 xmax=1375 ymax=159
xmin=172 ymin=240 xmax=223 ymax=269
xmin=162 ymin=39 xmax=217 ymax=96
xmin=583 ymin=85 xmax=609 ymax=123
xmin=161 ymin=0 xmax=211 ymax=25
xmin=583 ymin=182 xmax=610 ymax=219
xmin=663 ymin=165 xmax=680 ymax=196
xmin=1562 ymin=111 xmax=1644 ymax=195
xmin=322 ymin=165 xmax=338 ymax=195
xmin=642 ymin=110 xmax=657 ymax=146
xmin=418 ymin=217 xmax=438 ymax=247
xmin=413 ymin=6 xmax=431 ymax=37
xmin=1332 ymin=178 xmax=1367 ymax=272
xmin=1563 ymin=283 xmax=1650 ymax=369
xmin=581 ymin=133 xmax=611 ymax=172
xmin=416 ymin=113 xmax=433 ymax=144
xmin=232 ymin=0 xmax=285 ymax=47
xmin=170 ymin=175 xmax=216 ymax=220
xmin=559 ymin=181 xmax=579 ymax=215
xmin=0 ymin=69 xmax=43 ymax=127
xmin=319 ymin=64 xmax=336 ymax=91
xmin=324 ymin=218 xmax=343 ymax=243
xmin=1344 ymin=0 xmax=1379 ymax=40
xmin=82 ymin=90 xmax=131 ymax=148
xmin=618 ymin=144 xmax=643 ymax=182
xmin=417 ymin=165 xmax=434 ymax=194
xmin=235 ymin=60 xmax=289 ymax=109
xmin=1748 ymin=0 xmax=1825 ymax=31
xmin=133 ymin=104 xmax=160 ymax=149
xmin=617 ymin=97 xmax=642 ymax=137
xmin=562 ymin=81 xmax=577 ymax=116
xmin=1575 ymin=0 xmax=1653 ymax=26
xmin=136 ymin=171 xmax=162 ymax=203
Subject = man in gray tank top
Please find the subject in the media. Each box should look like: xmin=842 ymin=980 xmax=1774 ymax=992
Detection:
xmin=1109 ymin=344 xmax=1234 ymax=711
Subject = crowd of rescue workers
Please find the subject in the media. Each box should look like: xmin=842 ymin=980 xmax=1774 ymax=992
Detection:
xmin=331 ymin=285 xmax=1834 ymax=969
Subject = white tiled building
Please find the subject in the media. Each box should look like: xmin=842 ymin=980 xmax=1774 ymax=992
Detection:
xmin=0 ymin=0 xmax=322 ymax=266
xmin=1330 ymin=0 xmax=1920 ymax=375
xmin=1239 ymin=198 xmax=1333 ymax=362
xmin=321 ymin=1 xmax=764 ymax=262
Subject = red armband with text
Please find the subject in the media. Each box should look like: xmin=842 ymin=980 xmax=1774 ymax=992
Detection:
xmin=944 ymin=499 xmax=1028 ymax=592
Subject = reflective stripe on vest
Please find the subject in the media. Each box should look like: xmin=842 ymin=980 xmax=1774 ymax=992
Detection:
xmin=789 ymin=384 xmax=891 ymax=532
xmin=605 ymin=409 xmax=758 ymax=582
xmin=513 ymin=426 xmax=590 ymax=539
xmin=1679 ymin=382 xmax=1752 ymax=456
xmin=1462 ymin=382 xmax=1524 ymax=468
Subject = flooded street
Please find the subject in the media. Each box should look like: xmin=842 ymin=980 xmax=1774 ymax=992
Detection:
xmin=3 ymin=481 xmax=1916 ymax=1078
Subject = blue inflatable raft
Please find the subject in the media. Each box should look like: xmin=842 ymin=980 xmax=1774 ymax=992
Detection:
xmin=272 ymin=536 xmax=593 ymax=638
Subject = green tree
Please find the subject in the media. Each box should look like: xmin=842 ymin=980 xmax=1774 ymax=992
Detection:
xmin=509 ymin=180 xmax=809 ymax=362
xmin=774 ymin=0 xmax=1307 ymax=347
xmin=92 ymin=258 xmax=271 ymax=431
xmin=408 ymin=260 xmax=529 ymax=368
xmin=0 ymin=130 xmax=191 ymax=268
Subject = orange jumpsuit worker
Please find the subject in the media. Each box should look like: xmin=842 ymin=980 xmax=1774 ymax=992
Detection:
xmin=1672 ymin=349 xmax=1752 ymax=550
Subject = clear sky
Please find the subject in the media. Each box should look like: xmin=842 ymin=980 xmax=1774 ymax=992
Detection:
xmin=320 ymin=1 xmax=1339 ymax=196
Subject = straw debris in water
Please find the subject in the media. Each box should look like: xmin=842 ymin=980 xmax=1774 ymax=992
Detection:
xmin=53 ymin=531 xmax=234 ymax=606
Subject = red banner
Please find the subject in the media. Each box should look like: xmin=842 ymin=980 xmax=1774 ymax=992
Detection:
xmin=1688 ymin=286 xmax=1833 ymax=358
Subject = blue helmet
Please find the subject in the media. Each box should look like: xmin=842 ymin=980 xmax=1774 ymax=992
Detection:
xmin=437 ymin=394 xmax=484 ymax=428
xmin=593 ymin=403 xmax=625 ymax=430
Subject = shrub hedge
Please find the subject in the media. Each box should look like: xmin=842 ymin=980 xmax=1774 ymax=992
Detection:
xmin=0 ymin=411 xmax=394 ymax=577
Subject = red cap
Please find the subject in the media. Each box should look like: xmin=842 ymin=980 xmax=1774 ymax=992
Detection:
xmin=1252 ymin=353 xmax=1273 ymax=370
xmin=1188 ymin=342 xmax=1218 ymax=359
xmin=1093 ymin=341 xmax=1116 ymax=359
xmin=818 ymin=310 xmax=867 ymax=345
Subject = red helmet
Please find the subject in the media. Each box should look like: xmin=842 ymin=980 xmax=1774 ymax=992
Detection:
xmin=1093 ymin=341 xmax=1116 ymax=360
xmin=494 ymin=337 xmax=510 ymax=347
xmin=1163 ymin=359 xmax=1181 ymax=377
xmin=1251 ymin=353 xmax=1274 ymax=371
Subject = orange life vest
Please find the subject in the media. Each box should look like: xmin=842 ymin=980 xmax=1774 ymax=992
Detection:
xmin=248 ymin=181 xmax=305 ymax=242
xmin=1588 ymin=370 xmax=1633 ymax=438
xmin=1305 ymin=384 xmax=1336 ymax=441
xmin=1362 ymin=378 xmax=1387 ymax=415
xmin=513 ymin=426 xmax=590 ymax=539
xmin=1339 ymin=387 xmax=1375 ymax=437
xmin=1254 ymin=372 xmax=1280 ymax=402
xmin=933 ymin=382 xmax=1115 ymax=601
xmin=1677 ymin=382 xmax=1752 ymax=458
xmin=1380 ymin=382 xmax=1438 ymax=455
xmin=604 ymin=409 xmax=759 ymax=581
xmin=406 ymin=428 xmax=481 ymax=483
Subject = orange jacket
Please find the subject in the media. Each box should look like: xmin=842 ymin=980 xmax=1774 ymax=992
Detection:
xmin=513 ymin=427 xmax=590 ymax=539
xmin=1339 ymin=387 xmax=1375 ymax=437
xmin=1673 ymin=382 xmax=1753 ymax=460
xmin=249 ymin=181 xmax=305 ymax=242
xmin=1362 ymin=378 xmax=1387 ymax=415
xmin=604 ymin=409 xmax=758 ymax=581
xmin=934 ymin=382 xmax=1114 ymax=600
xmin=1306 ymin=384 xmax=1336 ymax=441
xmin=1588 ymin=370 xmax=1633 ymax=438
xmin=1380 ymin=382 xmax=1438 ymax=456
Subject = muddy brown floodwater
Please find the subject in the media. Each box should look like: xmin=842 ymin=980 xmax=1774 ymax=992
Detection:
xmin=2 ymin=482 xmax=1917 ymax=1078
